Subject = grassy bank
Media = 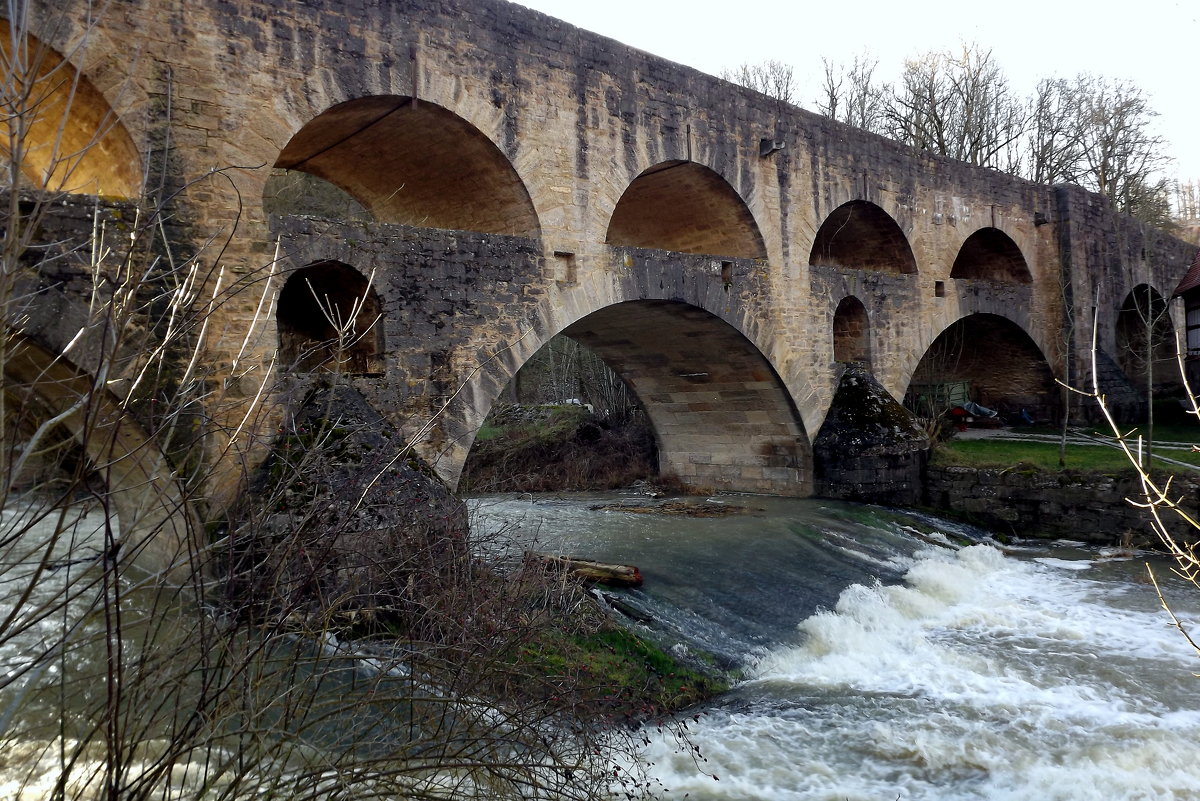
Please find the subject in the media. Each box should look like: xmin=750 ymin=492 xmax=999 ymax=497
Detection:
xmin=512 ymin=623 xmax=729 ymax=721
xmin=932 ymin=424 xmax=1200 ymax=476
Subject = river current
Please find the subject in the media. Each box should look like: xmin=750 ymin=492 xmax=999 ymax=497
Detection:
xmin=3 ymin=494 xmax=1199 ymax=800
xmin=472 ymin=492 xmax=1200 ymax=801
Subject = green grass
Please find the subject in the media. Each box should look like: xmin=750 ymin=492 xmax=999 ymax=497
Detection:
xmin=1010 ymin=423 xmax=1200 ymax=443
xmin=514 ymin=624 xmax=728 ymax=719
xmin=933 ymin=438 xmax=1200 ymax=474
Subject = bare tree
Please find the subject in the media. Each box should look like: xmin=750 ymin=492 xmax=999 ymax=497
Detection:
xmin=1069 ymin=76 xmax=1174 ymax=227
xmin=1175 ymin=180 xmax=1200 ymax=221
xmin=884 ymin=43 xmax=1026 ymax=171
xmin=720 ymin=59 xmax=797 ymax=106
xmin=818 ymin=55 xmax=888 ymax=135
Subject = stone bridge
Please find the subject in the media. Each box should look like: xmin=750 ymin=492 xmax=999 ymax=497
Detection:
xmin=5 ymin=0 xmax=1196 ymax=518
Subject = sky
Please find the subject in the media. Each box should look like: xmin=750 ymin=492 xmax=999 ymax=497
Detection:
xmin=515 ymin=0 xmax=1200 ymax=184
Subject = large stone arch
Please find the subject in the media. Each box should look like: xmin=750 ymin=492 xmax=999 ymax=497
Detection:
xmin=0 ymin=18 xmax=142 ymax=198
xmin=2 ymin=333 xmax=198 ymax=575
xmin=903 ymin=313 xmax=1058 ymax=421
xmin=809 ymin=200 xmax=917 ymax=274
xmin=1115 ymin=284 xmax=1179 ymax=391
xmin=270 ymin=95 xmax=541 ymax=237
xmin=452 ymin=299 xmax=811 ymax=496
xmin=951 ymin=227 xmax=1032 ymax=283
xmin=605 ymin=161 xmax=767 ymax=259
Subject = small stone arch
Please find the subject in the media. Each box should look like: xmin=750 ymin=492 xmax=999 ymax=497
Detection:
xmin=270 ymin=95 xmax=540 ymax=237
xmin=951 ymin=227 xmax=1031 ymax=283
xmin=0 ymin=19 xmax=142 ymax=198
xmin=833 ymin=296 xmax=871 ymax=365
xmin=809 ymin=200 xmax=917 ymax=274
xmin=277 ymin=261 xmax=385 ymax=374
xmin=904 ymin=313 xmax=1057 ymax=421
xmin=1115 ymin=284 xmax=1178 ymax=390
xmin=605 ymin=161 xmax=767 ymax=259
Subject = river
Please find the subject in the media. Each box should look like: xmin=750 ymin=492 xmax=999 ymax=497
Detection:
xmin=4 ymin=494 xmax=1199 ymax=800
xmin=471 ymin=492 xmax=1200 ymax=801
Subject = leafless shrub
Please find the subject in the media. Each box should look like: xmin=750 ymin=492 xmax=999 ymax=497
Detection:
xmin=0 ymin=4 xmax=676 ymax=799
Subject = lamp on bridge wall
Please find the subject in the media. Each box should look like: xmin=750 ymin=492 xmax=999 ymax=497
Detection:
xmin=759 ymin=138 xmax=786 ymax=158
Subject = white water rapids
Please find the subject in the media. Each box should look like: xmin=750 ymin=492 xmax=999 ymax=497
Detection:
xmin=475 ymin=493 xmax=1200 ymax=801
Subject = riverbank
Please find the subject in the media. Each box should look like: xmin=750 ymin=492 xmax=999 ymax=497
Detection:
xmin=922 ymin=426 xmax=1200 ymax=545
xmin=459 ymin=404 xmax=656 ymax=493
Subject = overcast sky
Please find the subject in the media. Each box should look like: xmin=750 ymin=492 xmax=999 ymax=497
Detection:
xmin=515 ymin=0 xmax=1200 ymax=184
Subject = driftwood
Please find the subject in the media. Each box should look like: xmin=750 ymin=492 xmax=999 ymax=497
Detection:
xmin=588 ymin=501 xmax=750 ymax=517
xmin=527 ymin=552 xmax=644 ymax=588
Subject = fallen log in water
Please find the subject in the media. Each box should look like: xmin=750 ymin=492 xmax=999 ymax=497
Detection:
xmin=527 ymin=552 xmax=644 ymax=588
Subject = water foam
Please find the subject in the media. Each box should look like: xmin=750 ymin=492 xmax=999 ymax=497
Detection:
xmin=643 ymin=544 xmax=1200 ymax=800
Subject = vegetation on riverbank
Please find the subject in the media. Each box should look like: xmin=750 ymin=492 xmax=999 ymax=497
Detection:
xmin=932 ymin=437 xmax=1200 ymax=474
xmin=460 ymin=403 xmax=657 ymax=492
xmin=510 ymin=621 xmax=729 ymax=721
xmin=930 ymin=418 xmax=1200 ymax=476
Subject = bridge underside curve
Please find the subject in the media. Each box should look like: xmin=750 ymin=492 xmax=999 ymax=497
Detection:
xmin=2 ymin=334 xmax=199 ymax=577
xmin=561 ymin=300 xmax=811 ymax=496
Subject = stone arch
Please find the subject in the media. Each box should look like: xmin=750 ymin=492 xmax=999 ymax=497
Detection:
xmin=809 ymin=200 xmax=917 ymax=274
xmin=459 ymin=299 xmax=811 ymax=496
xmin=1115 ymin=284 xmax=1178 ymax=390
xmin=2 ymin=332 xmax=197 ymax=574
xmin=0 ymin=18 xmax=142 ymax=198
xmin=605 ymin=161 xmax=767 ymax=258
xmin=833 ymin=296 xmax=871 ymax=365
xmin=951 ymin=227 xmax=1031 ymax=283
xmin=904 ymin=313 xmax=1057 ymax=421
xmin=277 ymin=261 xmax=385 ymax=374
xmin=271 ymin=95 xmax=540 ymax=237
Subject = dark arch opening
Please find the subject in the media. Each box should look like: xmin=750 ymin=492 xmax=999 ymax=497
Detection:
xmin=1116 ymin=284 xmax=1179 ymax=390
xmin=0 ymin=19 xmax=141 ymax=198
xmin=271 ymin=96 xmax=540 ymax=237
xmin=605 ymin=161 xmax=767 ymax=259
xmin=951 ymin=227 xmax=1031 ymax=283
xmin=809 ymin=200 xmax=917 ymax=274
xmin=833 ymin=296 xmax=871 ymax=365
xmin=905 ymin=313 xmax=1057 ymax=422
xmin=277 ymin=261 xmax=384 ymax=374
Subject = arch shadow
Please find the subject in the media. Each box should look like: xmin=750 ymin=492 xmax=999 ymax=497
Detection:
xmin=903 ymin=313 xmax=1058 ymax=422
xmin=810 ymin=200 xmax=916 ymax=274
xmin=271 ymin=95 xmax=540 ymax=237
xmin=606 ymin=161 xmax=766 ymax=259
xmin=277 ymin=261 xmax=385 ymax=375
xmin=1115 ymin=284 xmax=1179 ymax=391
xmin=952 ymin=227 xmax=1031 ymax=283
xmin=454 ymin=299 xmax=812 ymax=496
xmin=833 ymin=296 xmax=871 ymax=365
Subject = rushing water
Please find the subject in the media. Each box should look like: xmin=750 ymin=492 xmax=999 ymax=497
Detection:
xmin=472 ymin=492 xmax=1200 ymax=801
xmin=5 ymin=494 xmax=1199 ymax=800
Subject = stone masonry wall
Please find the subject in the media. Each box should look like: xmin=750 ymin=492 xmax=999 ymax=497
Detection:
xmin=925 ymin=464 xmax=1200 ymax=545
xmin=17 ymin=0 xmax=1200 ymax=504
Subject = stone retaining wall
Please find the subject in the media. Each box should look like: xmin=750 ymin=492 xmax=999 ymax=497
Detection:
xmin=924 ymin=464 xmax=1200 ymax=545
